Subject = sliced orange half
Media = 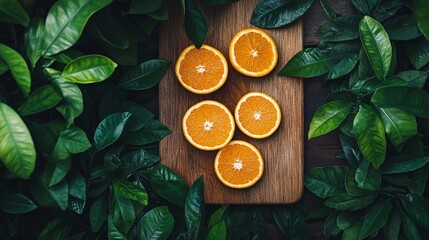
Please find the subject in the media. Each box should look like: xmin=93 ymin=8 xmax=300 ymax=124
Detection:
xmin=229 ymin=28 xmax=278 ymax=77
xmin=235 ymin=92 xmax=282 ymax=139
xmin=182 ymin=100 xmax=235 ymax=150
xmin=175 ymin=44 xmax=228 ymax=94
xmin=214 ymin=140 xmax=264 ymax=189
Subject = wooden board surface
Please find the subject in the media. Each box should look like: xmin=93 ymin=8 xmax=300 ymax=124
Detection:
xmin=159 ymin=0 xmax=304 ymax=204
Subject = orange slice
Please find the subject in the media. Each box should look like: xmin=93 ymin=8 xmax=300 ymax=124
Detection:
xmin=175 ymin=44 xmax=228 ymax=94
xmin=214 ymin=140 xmax=264 ymax=189
xmin=229 ymin=28 xmax=278 ymax=77
xmin=235 ymin=92 xmax=282 ymax=139
xmin=182 ymin=100 xmax=235 ymax=150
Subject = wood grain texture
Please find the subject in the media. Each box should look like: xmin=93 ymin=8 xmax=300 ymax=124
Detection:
xmin=159 ymin=0 xmax=304 ymax=204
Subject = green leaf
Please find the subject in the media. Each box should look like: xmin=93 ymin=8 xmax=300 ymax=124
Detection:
xmin=278 ymin=48 xmax=341 ymax=77
xmin=121 ymin=102 xmax=154 ymax=132
xmin=412 ymin=0 xmax=429 ymax=41
xmin=308 ymin=101 xmax=352 ymax=139
xmin=206 ymin=221 xmax=226 ymax=240
xmin=112 ymin=179 xmax=148 ymax=205
xmin=400 ymin=194 xmax=429 ymax=229
xmin=0 ymin=102 xmax=35 ymax=179
xmin=317 ymin=15 xmax=361 ymax=43
xmin=208 ymin=206 xmax=229 ymax=227
xmin=202 ymin=0 xmax=238 ymax=5
xmin=353 ymin=104 xmax=386 ymax=169
xmin=51 ymin=126 xmax=91 ymax=160
xmin=68 ymin=170 xmax=86 ymax=200
xmin=48 ymin=179 xmax=69 ymax=210
xmin=120 ymin=149 xmax=159 ymax=173
xmin=138 ymin=206 xmax=174 ymax=240
xmin=400 ymin=209 xmax=422 ymax=240
xmin=68 ymin=197 xmax=85 ymax=215
xmin=371 ymin=86 xmax=429 ymax=118
xmin=384 ymin=15 xmax=421 ymax=41
xmin=342 ymin=223 xmax=362 ymax=240
xmin=90 ymin=194 xmax=108 ymax=232
xmin=0 ymin=44 xmax=31 ymax=96
xmin=39 ymin=218 xmax=72 ymax=240
xmin=371 ymin=0 xmax=403 ymax=22
xmin=123 ymin=119 xmax=171 ymax=146
xmin=336 ymin=212 xmax=362 ymax=230
xmin=409 ymin=166 xmax=429 ymax=195
xmin=340 ymin=134 xmax=363 ymax=169
xmin=324 ymin=193 xmax=377 ymax=210
xmin=42 ymin=0 xmax=112 ymax=56
xmin=111 ymin=190 xmax=135 ymax=233
xmin=94 ymin=112 xmax=132 ymax=151
xmin=52 ymin=78 xmax=83 ymax=125
xmin=150 ymin=164 xmax=188 ymax=207
xmin=272 ymin=205 xmax=309 ymax=239
xmin=355 ymin=160 xmax=381 ymax=191
xmin=184 ymin=0 xmax=207 ymax=48
xmin=88 ymin=8 xmax=129 ymax=49
xmin=351 ymin=0 xmax=378 ymax=15
xmin=128 ymin=0 xmax=162 ymax=14
xmin=358 ymin=199 xmax=392 ymax=239
xmin=0 ymin=194 xmax=37 ymax=214
xmin=18 ymin=85 xmax=62 ymax=116
xmin=0 ymin=0 xmax=29 ymax=26
xmin=24 ymin=17 xmax=45 ymax=67
xmin=304 ymin=166 xmax=347 ymax=198
xmin=358 ymin=47 xmax=373 ymax=79
xmin=0 ymin=58 xmax=7 ymax=75
xmin=108 ymin=215 xmax=127 ymax=240
xmin=397 ymin=70 xmax=428 ymax=88
xmin=250 ymin=0 xmax=313 ymax=28
xmin=359 ymin=16 xmax=392 ymax=81
xmin=307 ymin=202 xmax=332 ymax=219
xmin=43 ymin=158 xmax=71 ymax=187
xmin=407 ymin=37 xmax=429 ymax=70
xmin=383 ymin=208 xmax=401 ymax=240
xmin=323 ymin=212 xmax=341 ymax=238
xmin=49 ymin=49 xmax=84 ymax=64
xmin=185 ymin=176 xmax=204 ymax=240
xmin=327 ymin=53 xmax=359 ymax=80
xmin=60 ymin=55 xmax=117 ymax=84
xmin=319 ymin=0 xmax=339 ymax=21
xmin=326 ymin=90 xmax=357 ymax=103
xmin=345 ymin=169 xmax=371 ymax=196
xmin=119 ymin=59 xmax=170 ymax=90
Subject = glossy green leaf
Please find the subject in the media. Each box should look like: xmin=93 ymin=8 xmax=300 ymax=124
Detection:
xmin=384 ymin=15 xmax=421 ymax=41
xmin=340 ymin=134 xmax=363 ymax=169
xmin=52 ymin=78 xmax=83 ymax=125
xmin=206 ymin=221 xmax=226 ymax=240
xmin=120 ymin=149 xmax=159 ymax=173
xmin=0 ymin=59 xmax=7 ymax=75
xmin=371 ymin=0 xmax=403 ymax=22
xmin=138 ymin=206 xmax=174 ymax=240
xmin=61 ymin=55 xmax=117 ymax=84
xmin=412 ymin=0 xmax=429 ymax=41
xmin=345 ymin=169 xmax=371 ymax=197
xmin=324 ymin=193 xmax=377 ymax=210
xmin=0 ymin=44 xmax=31 ymax=96
xmin=123 ymin=119 xmax=171 ymax=146
xmin=68 ymin=170 xmax=86 ymax=200
xmin=307 ymin=202 xmax=332 ymax=219
xmin=326 ymin=90 xmax=357 ymax=103
xmin=128 ymin=0 xmax=162 ymax=14
xmin=108 ymin=215 xmax=127 ymax=240
xmin=149 ymin=1 xmax=169 ymax=20
xmin=308 ymin=100 xmax=352 ymax=139
xmin=68 ymin=197 xmax=85 ymax=215
xmin=90 ymin=194 xmax=108 ymax=232
xmin=89 ymin=9 xmax=129 ymax=49
xmin=355 ymin=160 xmax=381 ymax=191
xmin=111 ymin=190 xmax=135 ymax=233
xmin=383 ymin=208 xmax=401 ymax=240
xmin=0 ymin=0 xmax=29 ymax=26
xmin=0 ymin=103 xmax=35 ymax=179
xmin=94 ymin=112 xmax=132 ymax=151
xmin=18 ymin=85 xmax=62 ymax=116
xmin=43 ymin=158 xmax=71 ymax=187
xmin=371 ymin=86 xmax=429 ymax=118
xmin=342 ymin=223 xmax=362 ymax=240
xmin=48 ymin=179 xmax=69 ymax=210
xmin=304 ymin=166 xmax=347 ymax=198
xmin=407 ymin=37 xmax=429 ymax=70
xmin=279 ymin=48 xmax=341 ymax=77
xmin=323 ymin=212 xmax=341 ymax=238
xmin=272 ymin=205 xmax=309 ymax=239
xmin=42 ymin=0 xmax=112 ymax=56
xmin=359 ymin=16 xmax=392 ymax=81
xmin=119 ymin=59 xmax=170 ymax=90
xmin=0 ymin=194 xmax=37 ymax=214
xmin=39 ymin=218 xmax=72 ymax=240
xmin=351 ymin=0 xmax=378 ymax=14
xmin=24 ymin=17 xmax=45 ymax=67
xmin=150 ymin=164 xmax=188 ymax=207
xmin=185 ymin=176 xmax=204 ymax=240
xmin=353 ymin=104 xmax=386 ymax=169
xmin=317 ymin=15 xmax=361 ymax=43
xmin=208 ymin=206 xmax=229 ymax=227
xmin=400 ymin=210 xmax=422 ymax=240
xmin=400 ymin=194 xmax=429 ymax=229
xmin=410 ymin=165 xmax=429 ymax=195
xmin=358 ymin=199 xmax=392 ymax=239
xmin=358 ymin=47 xmax=372 ymax=79
xmin=112 ymin=179 xmax=148 ymax=205
xmin=250 ymin=0 xmax=313 ymax=28
xmin=327 ymin=53 xmax=359 ymax=80
xmin=184 ymin=0 xmax=207 ymax=48
xmin=121 ymin=102 xmax=154 ymax=132
xmin=397 ymin=70 xmax=428 ymax=88
xmin=49 ymin=49 xmax=84 ymax=64
xmin=336 ymin=212 xmax=361 ymax=230
xmin=51 ymin=126 xmax=91 ymax=160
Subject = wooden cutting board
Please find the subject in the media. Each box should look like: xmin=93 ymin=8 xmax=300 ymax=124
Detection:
xmin=159 ymin=0 xmax=303 ymax=204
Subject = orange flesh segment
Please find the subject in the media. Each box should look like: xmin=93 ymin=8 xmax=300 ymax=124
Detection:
xmin=237 ymin=95 xmax=279 ymax=135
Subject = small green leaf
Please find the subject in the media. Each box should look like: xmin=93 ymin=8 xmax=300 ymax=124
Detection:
xmin=184 ymin=0 xmax=207 ymax=48
xmin=336 ymin=212 xmax=362 ymax=230
xmin=61 ymin=55 xmax=117 ymax=84
xmin=353 ymin=104 xmax=386 ymax=169
xmin=120 ymin=149 xmax=159 ymax=175
xmin=111 ymin=190 xmax=135 ymax=233
xmin=38 ymin=218 xmax=72 ymax=240
xmin=208 ymin=206 xmax=229 ymax=227
xmin=308 ymin=101 xmax=352 ymax=139
xmin=383 ymin=208 xmax=401 ymax=240
xmin=0 ymin=194 xmax=37 ymax=214
xmin=407 ymin=37 xmax=429 ymax=70
xmin=327 ymin=53 xmax=359 ymax=80
xmin=51 ymin=126 xmax=92 ymax=160
xmin=0 ymin=44 xmax=31 ymax=96
xmin=68 ymin=170 xmax=86 ymax=200
xmin=370 ymin=0 xmax=403 ymax=22
xmin=351 ymin=0 xmax=378 ymax=15
xmin=128 ymin=0 xmax=162 ymax=14
xmin=138 ymin=206 xmax=174 ymax=240
xmin=48 ymin=179 xmax=69 ymax=210
xmin=412 ymin=0 xmax=429 ymax=41
xmin=121 ymin=102 xmax=154 ymax=132
xmin=150 ymin=164 xmax=188 ymax=207
xmin=19 ymin=85 xmax=63 ymax=116
xmin=384 ymin=15 xmax=421 ymax=41
xmin=345 ymin=169 xmax=371 ymax=197
xmin=317 ymin=15 xmax=361 ymax=43
xmin=272 ymin=205 xmax=309 ymax=239
xmin=355 ymin=160 xmax=381 ymax=191
xmin=397 ymin=70 xmax=428 ymax=88
xmin=206 ymin=221 xmax=226 ymax=240
xmin=400 ymin=194 xmax=429 ymax=229
xmin=119 ymin=59 xmax=170 ymax=90
xmin=304 ymin=166 xmax=347 ymax=198
xmin=88 ymin=9 xmax=130 ymax=49
xmin=342 ymin=223 xmax=362 ymax=240
xmin=324 ymin=193 xmax=377 ymax=210
xmin=358 ymin=199 xmax=392 ymax=239
xmin=112 ymin=179 xmax=148 ymax=205
xmin=359 ymin=16 xmax=392 ymax=81
xmin=43 ymin=158 xmax=71 ymax=187
xmin=24 ymin=17 xmax=45 ymax=67
xmin=323 ymin=212 xmax=341 ymax=238
xmin=0 ymin=0 xmax=29 ymax=26
xmin=94 ymin=112 xmax=132 ymax=151
xmin=123 ymin=119 xmax=171 ymax=146
xmin=185 ymin=176 xmax=204 ymax=240
xmin=250 ymin=0 xmax=313 ymax=28
xmin=400 ymin=209 xmax=422 ymax=240
xmin=340 ymin=134 xmax=363 ymax=169
xmin=90 ymin=194 xmax=108 ymax=232
xmin=52 ymin=78 xmax=83 ymax=125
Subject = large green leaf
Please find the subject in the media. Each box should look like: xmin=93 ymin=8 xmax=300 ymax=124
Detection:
xmin=384 ymin=15 xmax=421 ymax=41
xmin=94 ymin=112 xmax=132 ymax=151
xmin=128 ymin=0 xmax=162 ymax=14
xmin=250 ymin=0 xmax=313 ymax=28
xmin=24 ymin=17 xmax=45 ymax=67
xmin=52 ymin=78 xmax=83 ymax=125
xmin=351 ymin=0 xmax=378 ymax=14
xmin=51 ymin=126 xmax=91 ymax=160
xmin=400 ymin=194 xmax=429 ymax=229
xmin=119 ymin=59 xmax=170 ymax=90
xmin=355 ymin=160 xmax=381 ymax=191
xmin=412 ymin=0 xmax=429 ymax=41
xmin=324 ymin=193 xmax=377 ymax=210
xmin=304 ymin=166 xmax=347 ymax=198
xmin=0 ymin=44 xmax=31 ymax=97
xmin=90 ymin=194 xmax=108 ymax=232
xmin=108 ymin=215 xmax=127 ymax=240
xmin=308 ymin=101 xmax=352 ymax=139
xmin=0 ymin=194 xmax=37 ymax=214
xmin=358 ymin=199 xmax=392 ymax=239
xmin=150 ymin=164 xmax=188 ymax=207
xmin=111 ymin=190 xmax=135 ymax=234
xmin=371 ymin=86 xmax=429 ymax=118
xmin=19 ymin=85 xmax=63 ymax=116
xmin=42 ymin=158 xmax=71 ymax=187
xmin=324 ymin=212 xmax=341 ymax=238
xmin=359 ymin=16 xmax=392 ymax=81
xmin=185 ymin=176 xmax=204 ymax=240
xmin=184 ymin=0 xmax=207 ymax=48
xmin=383 ymin=208 xmax=401 ymax=240
xmin=60 ymin=55 xmax=117 ymax=84
xmin=397 ymin=70 xmax=428 ymax=88
xmin=327 ymin=53 xmax=359 ymax=80
xmin=278 ymin=48 xmax=341 ymax=77
xmin=407 ymin=37 xmax=429 ymax=70
xmin=123 ymin=119 xmax=171 ymax=146
xmin=317 ymin=15 xmax=361 ymax=43
xmin=400 ymin=210 xmax=422 ymax=240
xmin=138 ymin=206 xmax=174 ymax=240
xmin=206 ymin=221 xmax=226 ymax=240
xmin=353 ymin=104 xmax=386 ymax=169
xmin=0 ymin=0 xmax=29 ymax=26
xmin=0 ymin=103 xmax=35 ymax=179
xmin=272 ymin=205 xmax=309 ymax=239
xmin=381 ymin=154 xmax=429 ymax=174
xmin=120 ymin=149 xmax=159 ymax=173
xmin=112 ymin=179 xmax=148 ymax=205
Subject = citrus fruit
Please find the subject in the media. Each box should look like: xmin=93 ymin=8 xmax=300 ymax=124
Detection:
xmin=182 ymin=100 xmax=235 ymax=150
xmin=229 ymin=28 xmax=278 ymax=77
xmin=235 ymin=92 xmax=282 ymax=139
xmin=175 ymin=44 xmax=228 ymax=94
xmin=214 ymin=140 xmax=264 ymax=189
